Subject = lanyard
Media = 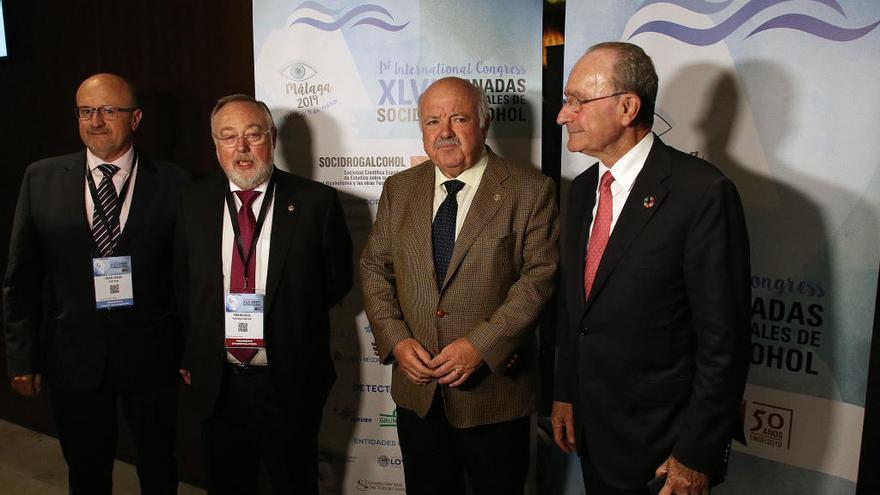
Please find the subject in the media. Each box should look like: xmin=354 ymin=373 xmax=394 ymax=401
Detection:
xmin=225 ymin=173 xmax=276 ymax=288
xmin=86 ymin=153 xmax=138 ymax=236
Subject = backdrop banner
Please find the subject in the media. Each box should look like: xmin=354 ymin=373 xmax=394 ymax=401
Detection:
xmin=558 ymin=1 xmax=880 ymax=494
xmin=253 ymin=1 xmax=543 ymax=493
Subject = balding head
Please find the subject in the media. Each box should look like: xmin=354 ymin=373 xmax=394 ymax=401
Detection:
xmin=76 ymin=73 xmax=142 ymax=161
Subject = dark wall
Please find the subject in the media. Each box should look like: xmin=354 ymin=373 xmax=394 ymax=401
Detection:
xmin=0 ymin=0 xmax=255 ymax=486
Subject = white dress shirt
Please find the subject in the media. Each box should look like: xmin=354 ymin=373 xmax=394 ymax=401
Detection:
xmin=588 ymin=133 xmax=654 ymax=237
xmin=432 ymin=149 xmax=489 ymax=240
xmin=85 ymin=146 xmax=137 ymax=230
xmin=222 ymin=175 xmax=274 ymax=365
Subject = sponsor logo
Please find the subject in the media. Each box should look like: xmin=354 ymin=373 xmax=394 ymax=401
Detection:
xmin=330 ymin=405 xmax=372 ymax=424
xmin=379 ymin=408 xmax=397 ymax=427
xmin=352 ymin=437 xmax=398 ymax=447
xmin=376 ymin=455 xmax=403 ymax=468
xmin=333 ymin=351 xmax=380 ymax=365
xmin=356 ymin=478 xmax=405 ymax=492
xmin=746 ymin=400 xmax=793 ymax=449
xmin=353 ymin=383 xmax=391 ymax=393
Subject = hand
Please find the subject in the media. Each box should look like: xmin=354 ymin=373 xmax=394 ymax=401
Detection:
xmin=429 ymin=338 xmax=483 ymax=387
xmin=551 ymin=401 xmax=576 ymax=453
xmin=9 ymin=374 xmax=42 ymax=397
xmin=179 ymin=369 xmax=191 ymax=385
xmin=392 ymin=338 xmax=435 ymax=385
xmin=656 ymin=456 xmax=709 ymax=495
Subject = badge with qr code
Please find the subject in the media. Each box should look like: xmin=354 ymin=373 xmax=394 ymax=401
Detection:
xmin=224 ymin=293 xmax=265 ymax=348
xmin=92 ymin=256 xmax=134 ymax=309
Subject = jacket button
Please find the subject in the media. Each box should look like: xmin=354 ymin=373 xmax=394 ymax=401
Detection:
xmin=436 ymin=309 xmax=445 ymax=318
xmin=579 ymin=327 xmax=588 ymax=335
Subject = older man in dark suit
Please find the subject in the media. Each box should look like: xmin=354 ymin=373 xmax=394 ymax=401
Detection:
xmin=175 ymin=94 xmax=352 ymax=495
xmin=360 ymin=77 xmax=559 ymax=495
xmin=4 ymin=73 xmax=187 ymax=494
xmin=552 ymin=42 xmax=752 ymax=495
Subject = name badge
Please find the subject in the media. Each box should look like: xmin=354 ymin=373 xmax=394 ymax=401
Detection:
xmin=93 ymin=256 xmax=134 ymax=309
xmin=224 ymin=293 xmax=265 ymax=349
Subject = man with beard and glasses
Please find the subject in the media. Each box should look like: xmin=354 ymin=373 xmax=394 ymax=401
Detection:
xmin=360 ymin=77 xmax=559 ymax=495
xmin=4 ymin=73 xmax=186 ymax=494
xmin=175 ymin=94 xmax=353 ymax=494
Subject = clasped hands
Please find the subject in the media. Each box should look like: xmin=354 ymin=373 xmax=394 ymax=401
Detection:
xmin=392 ymin=337 xmax=481 ymax=387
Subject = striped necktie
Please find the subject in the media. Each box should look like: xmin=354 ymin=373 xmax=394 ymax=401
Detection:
xmin=92 ymin=164 xmax=121 ymax=257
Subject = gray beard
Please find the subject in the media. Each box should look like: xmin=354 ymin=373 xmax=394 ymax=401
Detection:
xmin=228 ymin=163 xmax=273 ymax=190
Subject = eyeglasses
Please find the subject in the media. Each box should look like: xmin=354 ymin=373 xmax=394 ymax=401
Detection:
xmin=213 ymin=129 xmax=272 ymax=148
xmin=75 ymin=106 xmax=137 ymax=121
xmin=561 ymin=92 xmax=627 ymax=112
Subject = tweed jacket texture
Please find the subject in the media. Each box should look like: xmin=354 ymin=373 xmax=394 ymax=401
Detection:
xmin=360 ymin=149 xmax=559 ymax=428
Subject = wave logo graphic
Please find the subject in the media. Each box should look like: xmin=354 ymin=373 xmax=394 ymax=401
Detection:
xmin=629 ymin=0 xmax=880 ymax=45
xmin=289 ymin=1 xmax=409 ymax=32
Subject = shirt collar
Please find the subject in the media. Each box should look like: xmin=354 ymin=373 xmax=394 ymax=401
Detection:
xmin=434 ymin=148 xmax=489 ymax=190
xmin=599 ymin=132 xmax=654 ymax=192
xmin=86 ymin=145 xmax=135 ymax=174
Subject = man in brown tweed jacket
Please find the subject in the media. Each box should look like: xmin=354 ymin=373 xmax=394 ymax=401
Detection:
xmin=360 ymin=77 xmax=559 ymax=495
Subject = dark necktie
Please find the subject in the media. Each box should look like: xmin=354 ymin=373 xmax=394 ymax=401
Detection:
xmin=91 ymin=164 xmax=121 ymax=257
xmin=432 ymin=179 xmax=465 ymax=290
xmin=228 ymin=190 xmax=261 ymax=364
xmin=584 ymin=171 xmax=614 ymax=301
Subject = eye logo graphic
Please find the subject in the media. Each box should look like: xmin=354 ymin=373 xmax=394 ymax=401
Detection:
xmin=289 ymin=1 xmax=409 ymax=32
xmin=629 ymin=0 xmax=879 ymax=45
xmin=279 ymin=61 xmax=318 ymax=81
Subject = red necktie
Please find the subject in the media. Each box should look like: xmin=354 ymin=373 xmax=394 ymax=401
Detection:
xmin=230 ymin=190 xmax=261 ymax=293
xmin=228 ymin=189 xmax=261 ymax=364
xmin=584 ymin=171 xmax=614 ymax=301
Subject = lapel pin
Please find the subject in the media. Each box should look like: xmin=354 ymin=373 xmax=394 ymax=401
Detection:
xmin=643 ymin=196 xmax=655 ymax=209
xmin=493 ymin=193 xmax=501 ymax=201
xmin=288 ymin=204 xmax=296 ymax=213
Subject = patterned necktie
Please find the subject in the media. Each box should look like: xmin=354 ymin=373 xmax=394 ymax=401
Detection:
xmin=91 ymin=164 xmax=121 ymax=257
xmin=432 ymin=179 xmax=465 ymax=290
xmin=228 ymin=189 xmax=262 ymax=364
xmin=584 ymin=171 xmax=615 ymax=301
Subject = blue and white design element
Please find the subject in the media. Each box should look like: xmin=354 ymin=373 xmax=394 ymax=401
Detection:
xmin=629 ymin=0 xmax=879 ymax=44
xmin=561 ymin=1 xmax=880 ymax=494
xmin=289 ymin=2 xmax=409 ymax=31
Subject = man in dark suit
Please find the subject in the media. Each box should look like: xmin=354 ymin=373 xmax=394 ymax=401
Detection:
xmin=552 ymin=42 xmax=752 ymax=495
xmin=3 ymin=73 xmax=187 ymax=494
xmin=360 ymin=77 xmax=558 ymax=495
xmin=176 ymin=94 xmax=352 ymax=494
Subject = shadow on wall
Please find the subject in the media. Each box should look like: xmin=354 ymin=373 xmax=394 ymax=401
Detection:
xmin=673 ymin=62 xmax=873 ymax=493
xmin=275 ymin=109 xmax=374 ymax=494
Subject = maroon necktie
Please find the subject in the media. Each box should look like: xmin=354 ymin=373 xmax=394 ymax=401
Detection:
xmin=228 ymin=189 xmax=261 ymax=364
xmin=584 ymin=171 xmax=614 ymax=301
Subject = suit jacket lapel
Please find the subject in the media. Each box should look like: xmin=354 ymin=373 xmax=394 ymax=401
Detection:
xmin=442 ymin=152 xmax=506 ymax=290
xmin=116 ymin=151 xmax=156 ymax=252
xmin=406 ymin=163 xmax=437 ymax=290
xmin=584 ymin=139 xmax=671 ymax=311
xmin=265 ymin=169 xmax=299 ymax=314
xmin=62 ymin=151 xmax=100 ymax=256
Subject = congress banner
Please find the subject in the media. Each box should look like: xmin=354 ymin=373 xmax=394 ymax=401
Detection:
xmin=560 ymin=1 xmax=880 ymax=493
xmin=253 ymin=1 xmax=543 ymax=493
